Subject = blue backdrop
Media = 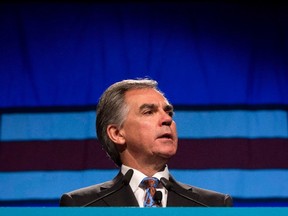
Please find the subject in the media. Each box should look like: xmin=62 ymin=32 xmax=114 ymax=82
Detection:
xmin=0 ymin=2 xmax=288 ymax=207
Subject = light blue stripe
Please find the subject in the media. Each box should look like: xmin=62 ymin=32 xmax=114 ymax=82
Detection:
xmin=0 ymin=170 xmax=118 ymax=200
xmin=1 ymin=110 xmax=288 ymax=141
xmin=170 ymin=169 xmax=288 ymax=199
xmin=174 ymin=110 xmax=288 ymax=138
xmin=1 ymin=169 xmax=288 ymax=200
xmin=1 ymin=111 xmax=96 ymax=141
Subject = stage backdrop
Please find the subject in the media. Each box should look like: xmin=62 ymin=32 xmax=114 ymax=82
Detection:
xmin=0 ymin=3 xmax=288 ymax=207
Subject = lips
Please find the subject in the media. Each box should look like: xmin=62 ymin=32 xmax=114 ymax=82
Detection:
xmin=158 ymin=133 xmax=173 ymax=139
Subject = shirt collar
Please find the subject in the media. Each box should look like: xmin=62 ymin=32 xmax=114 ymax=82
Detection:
xmin=121 ymin=164 xmax=170 ymax=193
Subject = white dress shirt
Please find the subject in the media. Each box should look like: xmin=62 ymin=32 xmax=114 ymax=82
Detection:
xmin=121 ymin=164 xmax=170 ymax=207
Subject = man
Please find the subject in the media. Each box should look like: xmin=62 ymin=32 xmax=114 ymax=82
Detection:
xmin=60 ymin=78 xmax=233 ymax=207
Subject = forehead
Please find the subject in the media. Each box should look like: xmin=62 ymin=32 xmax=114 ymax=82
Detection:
xmin=124 ymin=88 xmax=169 ymax=106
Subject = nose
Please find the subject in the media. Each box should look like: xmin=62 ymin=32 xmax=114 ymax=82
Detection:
xmin=161 ymin=111 xmax=173 ymax=126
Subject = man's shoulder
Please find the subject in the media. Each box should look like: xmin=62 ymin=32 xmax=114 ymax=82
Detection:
xmin=60 ymin=173 xmax=123 ymax=206
xmin=177 ymin=181 xmax=225 ymax=196
xmin=67 ymin=179 xmax=114 ymax=196
xmin=172 ymin=179 xmax=233 ymax=207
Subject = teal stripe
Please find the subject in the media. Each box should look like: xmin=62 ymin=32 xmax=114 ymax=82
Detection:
xmin=1 ymin=169 xmax=288 ymax=200
xmin=1 ymin=207 xmax=288 ymax=216
xmin=1 ymin=110 xmax=287 ymax=141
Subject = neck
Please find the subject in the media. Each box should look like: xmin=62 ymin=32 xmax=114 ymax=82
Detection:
xmin=121 ymin=157 xmax=167 ymax=177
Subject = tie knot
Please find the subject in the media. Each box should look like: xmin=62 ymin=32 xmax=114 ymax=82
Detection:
xmin=141 ymin=177 xmax=162 ymax=207
xmin=141 ymin=177 xmax=159 ymax=189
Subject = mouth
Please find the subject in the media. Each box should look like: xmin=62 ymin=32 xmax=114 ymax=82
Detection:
xmin=158 ymin=133 xmax=173 ymax=140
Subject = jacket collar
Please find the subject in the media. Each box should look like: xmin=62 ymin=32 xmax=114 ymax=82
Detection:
xmin=167 ymin=175 xmax=200 ymax=207
xmin=98 ymin=171 xmax=139 ymax=206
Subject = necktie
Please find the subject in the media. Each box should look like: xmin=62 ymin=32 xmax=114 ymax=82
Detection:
xmin=141 ymin=177 xmax=161 ymax=207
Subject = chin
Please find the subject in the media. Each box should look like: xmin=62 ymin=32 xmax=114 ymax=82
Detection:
xmin=159 ymin=150 xmax=177 ymax=159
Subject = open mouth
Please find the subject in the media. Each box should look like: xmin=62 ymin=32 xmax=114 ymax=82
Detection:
xmin=158 ymin=133 xmax=173 ymax=139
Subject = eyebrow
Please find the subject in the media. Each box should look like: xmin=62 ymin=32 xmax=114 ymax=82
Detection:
xmin=139 ymin=103 xmax=156 ymax=111
xmin=139 ymin=103 xmax=174 ymax=112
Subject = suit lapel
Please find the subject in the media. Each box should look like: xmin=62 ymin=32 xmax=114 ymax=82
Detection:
xmin=100 ymin=172 xmax=139 ymax=206
xmin=167 ymin=175 xmax=199 ymax=207
xmin=103 ymin=184 xmax=139 ymax=206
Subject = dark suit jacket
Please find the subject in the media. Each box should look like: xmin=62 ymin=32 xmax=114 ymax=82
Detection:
xmin=59 ymin=172 xmax=233 ymax=207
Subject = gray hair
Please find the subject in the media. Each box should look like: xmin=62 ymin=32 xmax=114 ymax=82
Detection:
xmin=96 ymin=78 xmax=160 ymax=166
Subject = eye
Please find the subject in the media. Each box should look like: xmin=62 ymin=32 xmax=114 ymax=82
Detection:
xmin=167 ymin=111 xmax=174 ymax=117
xmin=143 ymin=110 xmax=153 ymax=115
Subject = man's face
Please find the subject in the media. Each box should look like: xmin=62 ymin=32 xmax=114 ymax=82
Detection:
xmin=119 ymin=88 xmax=178 ymax=166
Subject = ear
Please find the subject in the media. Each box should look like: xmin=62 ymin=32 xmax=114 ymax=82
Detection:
xmin=106 ymin=124 xmax=126 ymax=145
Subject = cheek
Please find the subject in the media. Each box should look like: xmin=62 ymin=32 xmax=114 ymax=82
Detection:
xmin=171 ymin=122 xmax=178 ymax=136
xmin=138 ymin=121 xmax=156 ymax=134
xmin=124 ymin=121 xmax=155 ymax=142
